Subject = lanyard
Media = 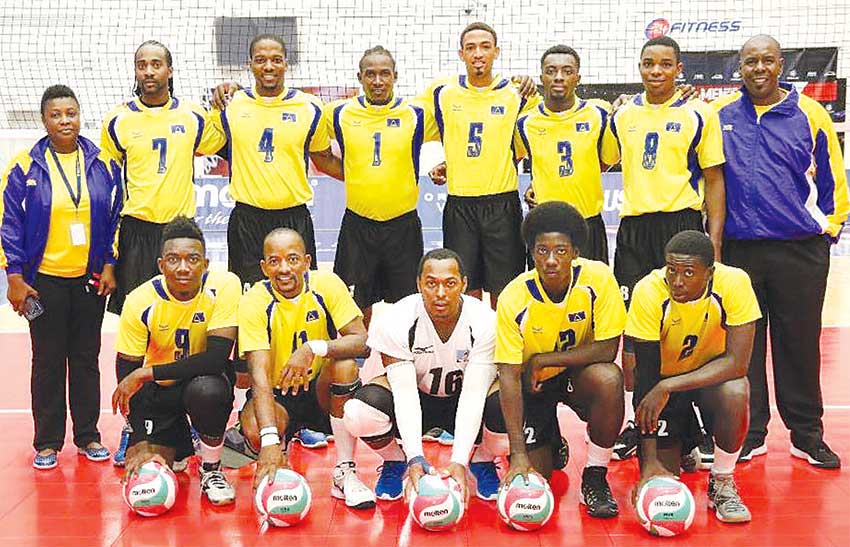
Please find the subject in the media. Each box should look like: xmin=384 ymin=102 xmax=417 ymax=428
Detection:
xmin=48 ymin=144 xmax=82 ymax=210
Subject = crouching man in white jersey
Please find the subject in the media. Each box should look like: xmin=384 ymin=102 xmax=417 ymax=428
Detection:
xmin=343 ymin=248 xmax=507 ymax=502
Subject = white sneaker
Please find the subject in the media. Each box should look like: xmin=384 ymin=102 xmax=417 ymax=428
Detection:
xmin=331 ymin=462 xmax=376 ymax=509
xmin=200 ymin=462 xmax=236 ymax=505
xmin=172 ymin=457 xmax=190 ymax=473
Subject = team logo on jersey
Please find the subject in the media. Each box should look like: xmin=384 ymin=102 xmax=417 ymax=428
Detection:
xmin=305 ymin=310 xmax=319 ymax=322
xmin=281 ymin=112 xmax=297 ymax=122
xmin=568 ymin=311 xmax=586 ymax=322
xmin=665 ymin=122 xmax=682 ymax=132
xmin=387 ymin=118 xmax=401 ymax=127
xmin=192 ymin=312 xmax=206 ymax=323
xmin=456 ymin=350 xmax=470 ymax=363
xmin=575 ymin=122 xmax=591 ymax=132
xmin=491 ymin=105 xmax=505 ymax=115
xmin=171 ymin=124 xmax=186 ymax=134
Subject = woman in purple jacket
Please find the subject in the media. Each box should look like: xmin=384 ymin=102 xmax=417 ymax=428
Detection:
xmin=0 ymin=85 xmax=122 ymax=469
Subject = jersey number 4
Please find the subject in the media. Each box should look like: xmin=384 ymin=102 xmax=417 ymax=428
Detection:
xmin=427 ymin=367 xmax=464 ymax=396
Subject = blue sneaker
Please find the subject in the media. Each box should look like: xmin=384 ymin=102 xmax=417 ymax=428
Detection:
xmin=423 ymin=427 xmax=444 ymax=442
xmin=113 ymin=422 xmax=132 ymax=467
xmin=33 ymin=451 xmax=58 ymax=470
xmin=293 ymin=428 xmax=329 ymax=449
xmin=375 ymin=461 xmax=406 ymax=500
xmin=437 ymin=430 xmax=454 ymax=446
xmin=78 ymin=443 xmax=110 ymax=462
xmin=469 ymin=462 xmax=500 ymax=501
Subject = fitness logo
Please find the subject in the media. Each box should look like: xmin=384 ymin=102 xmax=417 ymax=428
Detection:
xmin=645 ymin=18 xmax=742 ymax=39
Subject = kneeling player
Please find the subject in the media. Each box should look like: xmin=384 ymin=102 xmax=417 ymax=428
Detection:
xmin=627 ymin=231 xmax=757 ymax=523
xmin=238 ymin=228 xmax=375 ymax=509
xmin=497 ymin=202 xmax=626 ymax=518
xmin=112 ymin=217 xmax=239 ymax=505
xmin=343 ymin=248 xmax=506 ymax=502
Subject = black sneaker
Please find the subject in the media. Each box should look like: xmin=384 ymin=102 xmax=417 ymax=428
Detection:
xmin=698 ymin=435 xmax=715 ymax=470
xmin=790 ymin=439 xmax=841 ymax=469
xmin=579 ymin=466 xmax=618 ymax=518
xmin=612 ymin=421 xmax=639 ymax=461
xmin=737 ymin=438 xmax=767 ymax=463
xmin=552 ymin=435 xmax=570 ymax=470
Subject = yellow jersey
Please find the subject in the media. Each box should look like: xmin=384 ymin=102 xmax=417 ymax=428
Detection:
xmin=625 ymin=263 xmax=761 ymax=377
xmin=495 ymin=258 xmax=626 ymax=382
xmin=515 ymin=99 xmax=619 ymax=218
xmin=610 ymin=91 xmax=725 ymax=217
xmin=39 ymin=149 xmax=90 ymax=277
xmin=238 ymin=270 xmax=361 ymax=385
xmin=101 ymin=97 xmax=224 ymax=222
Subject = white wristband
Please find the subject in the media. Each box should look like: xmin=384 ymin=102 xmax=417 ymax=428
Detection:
xmin=260 ymin=432 xmax=281 ymax=448
xmin=307 ymin=339 xmax=329 ymax=357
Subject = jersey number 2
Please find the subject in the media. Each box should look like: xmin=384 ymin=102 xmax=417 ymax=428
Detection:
xmin=678 ymin=334 xmax=698 ymax=360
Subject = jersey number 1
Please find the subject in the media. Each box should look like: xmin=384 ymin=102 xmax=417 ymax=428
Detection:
xmin=372 ymin=132 xmax=382 ymax=166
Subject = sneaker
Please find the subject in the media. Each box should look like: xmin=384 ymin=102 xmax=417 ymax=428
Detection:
xmin=113 ymin=423 xmax=132 ymax=467
xmin=469 ymin=462 xmax=500 ymax=501
xmin=200 ymin=462 xmax=236 ymax=505
xmin=374 ymin=460 xmax=406 ymax=501
xmin=423 ymin=427 xmax=444 ymax=442
xmin=172 ymin=458 xmax=190 ymax=473
xmin=708 ymin=473 xmax=751 ymax=523
xmin=293 ymin=428 xmax=329 ymax=449
xmin=552 ymin=435 xmax=570 ymax=470
xmin=78 ymin=443 xmax=111 ymax=462
xmin=221 ymin=425 xmax=258 ymax=469
xmin=437 ymin=430 xmax=455 ymax=446
xmin=331 ymin=462 xmax=376 ymax=509
xmin=681 ymin=447 xmax=699 ymax=473
xmin=612 ymin=421 xmax=639 ymax=461
xmin=790 ymin=439 xmax=841 ymax=469
xmin=698 ymin=435 xmax=715 ymax=470
xmin=579 ymin=466 xmax=619 ymax=518
xmin=33 ymin=450 xmax=58 ymax=470
xmin=737 ymin=438 xmax=767 ymax=463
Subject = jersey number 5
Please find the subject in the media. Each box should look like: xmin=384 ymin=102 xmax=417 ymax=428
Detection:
xmin=467 ymin=122 xmax=483 ymax=157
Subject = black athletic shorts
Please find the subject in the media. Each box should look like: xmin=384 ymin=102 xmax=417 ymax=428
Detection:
xmin=613 ymin=209 xmax=703 ymax=307
xmin=634 ymin=385 xmax=703 ymax=458
xmin=108 ymin=216 xmax=166 ymax=315
xmin=244 ymin=377 xmax=331 ymax=443
xmin=128 ymin=375 xmax=235 ymax=461
xmin=334 ymin=209 xmax=423 ymax=309
xmin=228 ymin=201 xmax=317 ymax=287
xmin=583 ymin=214 xmax=610 ymax=265
xmin=443 ymin=191 xmax=525 ymax=294
xmin=521 ymin=370 xmax=589 ymax=451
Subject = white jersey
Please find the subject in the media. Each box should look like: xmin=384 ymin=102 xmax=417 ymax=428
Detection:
xmin=368 ymin=294 xmax=496 ymax=397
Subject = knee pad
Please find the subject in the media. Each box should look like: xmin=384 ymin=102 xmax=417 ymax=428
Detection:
xmin=482 ymin=391 xmax=506 ymax=433
xmin=342 ymin=398 xmax=393 ymax=443
xmin=183 ymin=375 xmax=233 ymax=437
xmin=330 ymin=378 xmax=362 ymax=397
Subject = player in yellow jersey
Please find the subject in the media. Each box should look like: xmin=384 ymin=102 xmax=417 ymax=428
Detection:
xmin=496 ymin=202 xmax=626 ymax=518
xmin=324 ymin=46 xmax=436 ymax=326
xmin=610 ymin=37 xmax=726 ymax=461
xmin=102 ymin=41 xmax=225 ymax=315
xmin=111 ymin=217 xmax=240 ymax=506
xmin=423 ymin=22 xmax=539 ymax=308
xmin=516 ymin=45 xmax=620 ymax=263
xmin=237 ymin=228 xmax=375 ymax=509
xmin=627 ymin=231 xmax=758 ymax=523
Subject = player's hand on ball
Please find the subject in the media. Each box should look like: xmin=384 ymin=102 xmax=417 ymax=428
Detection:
xmin=254 ymin=444 xmax=287 ymax=490
xmin=278 ymin=345 xmax=313 ymax=395
xmin=441 ymin=463 xmax=470 ymax=506
xmin=429 ymin=162 xmax=447 ymax=185
xmin=210 ymin=81 xmax=241 ymax=110
xmin=635 ymin=382 xmax=671 ymax=435
xmin=123 ymin=442 xmax=167 ymax=482
xmin=404 ymin=458 xmax=436 ymax=501
xmin=501 ymin=452 xmax=539 ymax=489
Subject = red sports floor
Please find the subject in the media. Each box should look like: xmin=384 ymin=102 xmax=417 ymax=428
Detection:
xmin=0 ymin=330 xmax=847 ymax=547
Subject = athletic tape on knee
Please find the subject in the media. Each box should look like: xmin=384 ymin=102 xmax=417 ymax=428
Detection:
xmin=342 ymin=398 xmax=393 ymax=442
xmin=330 ymin=378 xmax=362 ymax=396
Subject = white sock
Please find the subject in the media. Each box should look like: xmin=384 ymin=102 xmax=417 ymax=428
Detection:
xmin=711 ymin=445 xmax=741 ymax=476
xmin=199 ymin=440 xmax=223 ymax=466
xmin=375 ymin=439 xmax=406 ymax=462
xmin=233 ymin=388 xmax=248 ymax=412
xmin=330 ymin=416 xmax=356 ymax=466
xmin=586 ymin=440 xmax=613 ymax=469
xmin=624 ymin=390 xmax=635 ymax=424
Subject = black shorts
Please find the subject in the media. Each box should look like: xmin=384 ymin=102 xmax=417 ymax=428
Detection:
xmin=333 ymin=209 xmax=423 ymax=309
xmin=443 ymin=191 xmax=525 ymax=294
xmin=244 ymin=377 xmax=331 ymax=443
xmin=614 ymin=209 xmax=703 ymax=307
xmin=228 ymin=202 xmax=317 ymax=287
xmin=128 ymin=375 xmax=234 ymax=461
xmin=583 ymin=214 xmax=610 ymax=265
xmin=108 ymin=216 xmax=166 ymax=314
xmin=521 ymin=370 xmax=589 ymax=451
xmin=373 ymin=386 xmax=483 ymax=443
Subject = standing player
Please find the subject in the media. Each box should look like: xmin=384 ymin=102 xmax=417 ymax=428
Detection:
xmin=628 ymin=231 xmax=758 ymax=523
xmin=111 ymin=217 xmax=239 ymax=505
xmin=610 ymin=36 xmax=726 ymax=460
xmin=102 ymin=41 xmax=226 ymax=465
xmin=342 ymin=248 xmax=504 ymax=502
xmin=237 ymin=228 xmax=375 ymax=509
xmin=515 ymin=45 xmax=619 ymax=263
xmin=325 ymin=46 xmax=436 ymax=326
xmin=423 ymin=22 xmax=539 ymax=308
xmin=497 ymin=202 xmax=626 ymax=518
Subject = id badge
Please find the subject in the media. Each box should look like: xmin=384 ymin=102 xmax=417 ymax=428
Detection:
xmin=70 ymin=222 xmax=87 ymax=246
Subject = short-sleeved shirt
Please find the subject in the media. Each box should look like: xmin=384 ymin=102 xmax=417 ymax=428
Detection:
xmin=495 ymin=258 xmax=626 ymax=382
xmin=367 ymin=293 xmax=496 ymax=397
xmin=238 ymin=270 xmax=361 ymax=386
xmin=610 ymin=91 xmax=725 ymax=217
xmin=625 ymin=263 xmax=761 ymax=377
xmin=210 ymin=87 xmax=329 ymax=210
xmin=116 ymin=270 xmax=241 ymax=385
xmin=39 ymin=149 xmax=91 ymax=277
xmin=515 ymin=99 xmax=619 ymax=218
xmin=101 ymin=97 xmax=224 ymax=222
